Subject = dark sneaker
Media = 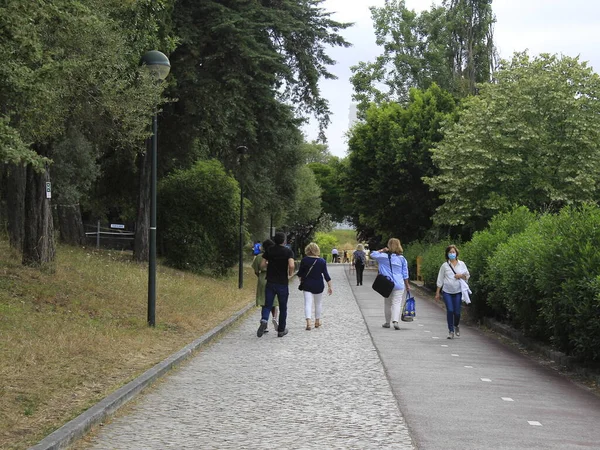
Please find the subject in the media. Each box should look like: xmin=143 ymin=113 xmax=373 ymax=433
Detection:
xmin=382 ymin=323 xmax=391 ymax=328
xmin=455 ymin=325 xmax=460 ymax=337
xmin=257 ymin=321 xmax=268 ymax=338
xmin=277 ymin=328 xmax=289 ymax=338
xmin=393 ymin=322 xmax=400 ymax=330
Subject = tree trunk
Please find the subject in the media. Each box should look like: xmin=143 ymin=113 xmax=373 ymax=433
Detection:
xmin=57 ymin=203 xmax=85 ymax=245
xmin=22 ymin=158 xmax=55 ymax=266
xmin=134 ymin=140 xmax=151 ymax=262
xmin=6 ymin=163 xmax=27 ymax=252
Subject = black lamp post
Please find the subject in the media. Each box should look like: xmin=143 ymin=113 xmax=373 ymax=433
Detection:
xmin=237 ymin=145 xmax=248 ymax=289
xmin=141 ymin=50 xmax=170 ymax=327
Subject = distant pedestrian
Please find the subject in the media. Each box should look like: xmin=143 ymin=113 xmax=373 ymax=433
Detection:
xmin=258 ymin=232 xmax=295 ymax=338
xmin=370 ymin=238 xmax=410 ymax=330
xmin=331 ymin=247 xmax=339 ymax=263
xmin=252 ymin=239 xmax=278 ymax=333
xmin=252 ymin=240 xmax=261 ymax=256
xmin=353 ymin=244 xmax=367 ymax=286
xmin=297 ymin=242 xmax=332 ymax=330
xmin=435 ymin=244 xmax=470 ymax=339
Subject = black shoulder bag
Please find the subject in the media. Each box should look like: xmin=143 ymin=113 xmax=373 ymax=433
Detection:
xmin=298 ymin=259 xmax=317 ymax=291
xmin=372 ymin=253 xmax=396 ymax=298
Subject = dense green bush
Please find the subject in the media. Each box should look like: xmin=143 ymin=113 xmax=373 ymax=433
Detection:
xmin=462 ymin=207 xmax=537 ymax=319
xmin=314 ymin=232 xmax=338 ymax=260
xmin=485 ymin=205 xmax=600 ymax=361
xmin=158 ymin=160 xmax=241 ymax=275
xmin=531 ymin=205 xmax=600 ymax=360
xmin=420 ymin=240 xmax=455 ymax=288
xmin=403 ymin=241 xmax=426 ymax=280
xmin=486 ymin=221 xmax=549 ymax=339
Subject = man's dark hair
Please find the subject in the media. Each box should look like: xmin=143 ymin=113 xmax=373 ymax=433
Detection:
xmin=274 ymin=232 xmax=286 ymax=245
xmin=262 ymin=239 xmax=275 ymax=252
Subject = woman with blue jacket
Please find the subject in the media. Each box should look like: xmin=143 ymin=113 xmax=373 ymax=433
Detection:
xmin=297 ymin=242 xmax=332 ymax=330
xmin=370 ymin=238 xmax=411 ymax=330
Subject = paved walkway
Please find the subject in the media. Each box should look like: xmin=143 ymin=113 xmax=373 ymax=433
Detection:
xmin=83 ymin=265 xmax=600 ymax=449
xmin=85 ymin=265 xmax=413 ymax=449
xmin=352 ymin=267 xmax=600 ymax=450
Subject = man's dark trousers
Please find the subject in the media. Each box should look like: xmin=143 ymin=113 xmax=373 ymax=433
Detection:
xmin=262 ymin=282 xmax=289 ymax=332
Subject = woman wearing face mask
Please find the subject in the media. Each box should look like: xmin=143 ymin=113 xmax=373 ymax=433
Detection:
xmin=435 ymin=244 xmax=470 ymax=339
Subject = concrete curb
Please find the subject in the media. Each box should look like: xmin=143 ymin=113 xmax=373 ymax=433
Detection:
xmin=408 ymin=281 xmax=600 ymax=386
xmin=30 ymin=302 xmax=256 ymax=450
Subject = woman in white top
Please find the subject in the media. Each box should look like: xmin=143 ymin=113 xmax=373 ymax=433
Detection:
xmin=435 ymin=244 xmax=470 ymax=339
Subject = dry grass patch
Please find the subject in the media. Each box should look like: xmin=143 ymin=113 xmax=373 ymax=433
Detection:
xmin=0 ymin=237 xmax=256 ymax=449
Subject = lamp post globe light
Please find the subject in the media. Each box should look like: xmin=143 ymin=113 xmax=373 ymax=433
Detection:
xmin=141 ymin=50 xmax=170 ymax=327
xmin=237 ymin=146 xmax=248 ymax=289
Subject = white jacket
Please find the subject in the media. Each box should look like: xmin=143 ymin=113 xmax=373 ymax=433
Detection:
xmin=459 ymin=278 xmax=472 ymax=304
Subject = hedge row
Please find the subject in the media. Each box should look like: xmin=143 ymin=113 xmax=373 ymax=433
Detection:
xmin=404 ymin=205 xmax=600 ymax=363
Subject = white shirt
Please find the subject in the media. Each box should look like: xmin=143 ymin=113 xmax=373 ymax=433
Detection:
xmin=436 ymin=260 xmax=470 ymax=294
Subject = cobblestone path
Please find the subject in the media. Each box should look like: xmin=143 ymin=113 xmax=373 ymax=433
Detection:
xmin=85 ymin=265 xmax=413 ymax=449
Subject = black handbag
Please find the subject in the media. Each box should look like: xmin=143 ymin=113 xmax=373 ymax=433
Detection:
xmin=371 ymin=253 xmax=395 ymax=298
xmin=298 ymin=259 xmax=317 ymax=291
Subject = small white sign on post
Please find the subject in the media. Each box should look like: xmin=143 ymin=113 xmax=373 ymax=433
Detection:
xmin=110 ymin=224 xmax=125 ymax=229
xmin=45 ymin=182 xmax=51 ymax=199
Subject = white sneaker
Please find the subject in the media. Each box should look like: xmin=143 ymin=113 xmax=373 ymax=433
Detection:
xmin=455 ymin=325 xmax=460 ymax=337
xmin=447 ymin=331 xmax=454 ymax=340
xmin=272 ymin=318 xmax=278 ymax=330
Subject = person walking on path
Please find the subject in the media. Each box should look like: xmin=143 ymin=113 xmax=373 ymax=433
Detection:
xmin=258 ymin=232 xmax=295 ymax=338
xmin=252 ymin=239 xmax=278 ymax=333
xmin=370 ymin=238 xmax=411 ymax=330
xmin=370 ymin=238 xmax=410 ymax=330
xmin=331 ymin=247 xmax=339 ymax=263
xmin=435 ymin=244 xmax=470 ymax=339
xmin=297 ymin=242 xmax=332 ymax=330
xmin=353 ymin=244 xmax=367 ymax=286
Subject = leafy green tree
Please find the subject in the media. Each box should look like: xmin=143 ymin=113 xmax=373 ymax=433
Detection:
xmin=0 ymin=0 xmax=173 ymax=265
xmin=346 ymin=84 xmax=457 ymax=242
xmin=160 ymin=0 xmax=351 ymax=168
xmin=156 ymin=0 xmax=352 ymax=250
xmin=308 ymin=155 xmax=349 ymax=223
xmin=351 ymin=0 xmax=495 ymax=112
xmin=52 ymin=128 xmax=100 ymax=245
xmin=158 ymin=159 xmax=240 ymax=275
xmin=301 ymin=141 xmax=331 ymax=164
xmin=426 ymin=53 xmax=600 ymax=229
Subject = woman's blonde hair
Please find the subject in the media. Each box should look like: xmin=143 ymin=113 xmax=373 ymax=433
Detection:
xmin=356 ymin=243 xmax=364 ymax=251
xmin=305 ymin=242 xmax=320 ymax=256
xmin=387 ymin=238 xmax=403 ymax=255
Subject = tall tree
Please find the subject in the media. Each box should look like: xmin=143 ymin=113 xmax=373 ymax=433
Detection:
xmin=156 ymin=0 xmax=352 ymax=242
xmin=425 ymin=53 xmax=600 ymax=230
xmin=350 ymin=0 xmax=495 ymax=112
xmin=346 ymin=84 xmax=457 ymax=242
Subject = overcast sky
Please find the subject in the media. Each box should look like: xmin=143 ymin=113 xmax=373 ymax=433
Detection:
xmin=303 ymin=0 xmax=600 ymax=158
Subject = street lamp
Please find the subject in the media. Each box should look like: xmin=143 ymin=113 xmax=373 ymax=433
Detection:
xmin=141 ymin=50 xmax=170 ymax=327
xmin=237 ymin=145 xmax=248 ymax=289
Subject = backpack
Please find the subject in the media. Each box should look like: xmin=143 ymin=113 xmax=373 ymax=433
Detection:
xmin=354 ymin=252 xmax=365 ymax=266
